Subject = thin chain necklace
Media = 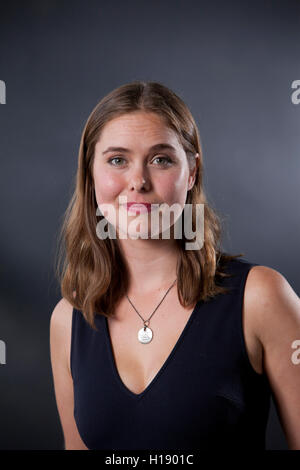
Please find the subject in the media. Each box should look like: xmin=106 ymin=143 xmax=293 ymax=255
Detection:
xmin=125 ymin=278 xmax=177 ymax=344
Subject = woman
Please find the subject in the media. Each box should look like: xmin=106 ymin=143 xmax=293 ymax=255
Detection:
xmin=50 ymin=81 xmax=300 ymax=450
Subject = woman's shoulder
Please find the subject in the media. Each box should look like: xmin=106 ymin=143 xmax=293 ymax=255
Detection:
xmin=243 ymin=262 xmax=299 ymax=348
xmin=50 ymin=298 xmax=74 ymax=376
xmin=245 ymin=263 xmax=287 ymax=293
xmin=235 ymin=257 xmax=288 ymax=323
xmin=50 ymin=297 xmax=74 ymax=329
xmin=216 ymin=253 xmax=291 ymax=300
xmin=50 ymin=298 xmax=74 ymax=351
xmin=50 ymin=291 xmax=77 ymax=329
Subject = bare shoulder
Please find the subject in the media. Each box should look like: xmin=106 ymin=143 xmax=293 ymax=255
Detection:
xmin=244 ymin=265 xmax=300 ymax=449
xmin=245 ymin=264 xmax=285 ymax=302
xmin=50 ymin=297 xmax=74 ymax=376
xmin=50 ymin=297 xmax=89 ymax=449
xmin=244 ymin=264 xmax=300 ymax=349
xmin=50 ymin=297 xmax=73 ymax=328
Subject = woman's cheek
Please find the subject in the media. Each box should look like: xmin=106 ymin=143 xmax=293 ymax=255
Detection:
xmin=94 ymin=171 xmax=124 ymax=203
xmin=158 ymin=171 xmax=187 ymax=204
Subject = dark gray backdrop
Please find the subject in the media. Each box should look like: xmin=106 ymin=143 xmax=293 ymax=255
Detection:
xmin=0 ymin=0 xmax=299 ymax=450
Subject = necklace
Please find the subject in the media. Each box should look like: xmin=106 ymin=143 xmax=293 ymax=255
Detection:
xmin=125 ymin=278 xmax=177 ymax=344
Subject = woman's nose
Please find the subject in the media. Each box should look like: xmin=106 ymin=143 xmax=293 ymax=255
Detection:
xmin=131 ymin=177 xmax=146 ymax=191
xmin=129 ymin=169 xmax=150 ymax=192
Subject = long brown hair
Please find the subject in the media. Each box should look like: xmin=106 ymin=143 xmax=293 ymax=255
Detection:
xmin=54 ymin=80 xmax=244 ymax=330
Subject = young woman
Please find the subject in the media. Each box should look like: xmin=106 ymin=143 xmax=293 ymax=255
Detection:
xmin=50 ymin=81 xmax=300 ymax=450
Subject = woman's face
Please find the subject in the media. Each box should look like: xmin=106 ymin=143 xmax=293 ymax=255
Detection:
xmin=92 ymin=111 xmax=198 ymax=239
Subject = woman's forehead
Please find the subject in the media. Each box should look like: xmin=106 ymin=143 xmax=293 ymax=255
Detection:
xmin=97 ymin=113 xmax=180 ymax=148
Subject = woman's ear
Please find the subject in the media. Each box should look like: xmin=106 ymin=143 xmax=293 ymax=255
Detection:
xmin=188 ymin=153 xmax=200 ymax=190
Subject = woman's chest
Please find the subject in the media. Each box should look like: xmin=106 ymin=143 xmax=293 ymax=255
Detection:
xmin=105 ymin=295 xmax=263 ymax=396
xmin=106 ymin=299 xmax=196 ymax=395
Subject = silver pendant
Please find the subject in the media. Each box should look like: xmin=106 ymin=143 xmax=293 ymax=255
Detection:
xmin=138 ymin=326 xmax=153 ymax=344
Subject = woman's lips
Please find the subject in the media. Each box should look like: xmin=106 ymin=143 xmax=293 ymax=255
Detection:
xmin=126 ymin=202 xmax=155 ymax=213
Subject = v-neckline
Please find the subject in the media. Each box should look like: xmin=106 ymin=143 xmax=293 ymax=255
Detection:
xmin=104 ymin=302 xmax=199 ymax=400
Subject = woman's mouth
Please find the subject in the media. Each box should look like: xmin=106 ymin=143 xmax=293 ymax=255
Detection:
xmin=126 ymin=202 xmax=155 ymax=213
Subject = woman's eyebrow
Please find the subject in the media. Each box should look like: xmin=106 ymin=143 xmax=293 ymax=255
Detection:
xmin=102 ymin=143 xmax=177 ymax=155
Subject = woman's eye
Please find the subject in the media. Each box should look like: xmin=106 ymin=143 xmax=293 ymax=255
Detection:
xmin=107 ymin=155 xmax=173 ymax=167
xmin=108 ymin=157 xmax=126 ymax=166
xmin=152 ymin=155 xmax=173 ymax=166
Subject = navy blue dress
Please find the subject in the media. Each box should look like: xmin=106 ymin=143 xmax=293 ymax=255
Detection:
xmin=70 ymin=257 xmax=271 ymax=450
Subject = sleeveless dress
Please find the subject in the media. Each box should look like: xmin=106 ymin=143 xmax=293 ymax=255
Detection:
xmin=70 ymin=257 xmax=271 ymax=450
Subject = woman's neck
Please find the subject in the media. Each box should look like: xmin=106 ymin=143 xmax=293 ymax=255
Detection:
xmin=118 ymin=237 xmax=179 ymax=295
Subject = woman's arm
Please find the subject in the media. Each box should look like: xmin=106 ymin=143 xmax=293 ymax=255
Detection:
xmin=245 ymin=265 xmax=300 ymax=449
xmin=50 ymin=298 xmax=89 ymax=450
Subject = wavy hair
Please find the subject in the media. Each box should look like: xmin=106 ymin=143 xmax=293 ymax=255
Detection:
xmin=54 ymin=81 xmax=244 ymax=330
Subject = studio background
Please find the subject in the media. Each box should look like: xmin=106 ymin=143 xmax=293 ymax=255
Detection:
xmin=0 ymin=0 xmax=299 ymax=450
